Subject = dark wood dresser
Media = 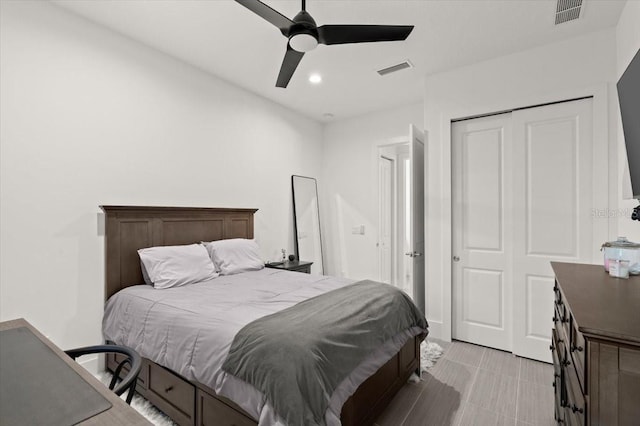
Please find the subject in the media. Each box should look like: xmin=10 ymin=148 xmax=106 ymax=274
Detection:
xmin=551 ymin=262 xmax=640 ymax=425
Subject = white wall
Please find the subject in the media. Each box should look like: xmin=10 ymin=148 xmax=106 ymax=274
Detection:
xmin=615 ymin=0 xmax=640 ymax=238
xmin=0 ymin=1 xmax=323 ymax=354
xmin=423 ymin=29 xmax=626 ymax=340
xmin=321 ymin=103 xmax=423 ymax=280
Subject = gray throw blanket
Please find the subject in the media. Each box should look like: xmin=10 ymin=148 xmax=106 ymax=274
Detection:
xmin=221 ymin=280 xmax=428 ymax=426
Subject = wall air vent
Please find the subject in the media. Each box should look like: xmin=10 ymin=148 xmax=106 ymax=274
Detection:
xmin=555 ymin=0 xmax=583 ymax=25
xmin=376 ymin=60 xmax=413 ymax=76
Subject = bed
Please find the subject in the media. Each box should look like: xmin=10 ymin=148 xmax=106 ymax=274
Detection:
xmin=101 ymin=205 xmax=427 ymax=426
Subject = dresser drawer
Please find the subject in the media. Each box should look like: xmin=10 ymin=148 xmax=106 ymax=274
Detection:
xmin=551 ymin=328 xmax=566 ymax=424
xmin=555 ymin=303 xmax=570 ymax=345
xmin=559 ymin=311 xmax=570 ymax=346
xmin=564 ymin=400 xmax=586 ymax=426
xmin=569 ymin=316 xmax=586 ymax=393
xmin=197 ymin=389 xmax=256 ymax=426
xmin=553 ymin=308 xmax=561 ymax=331
xmin=554 ymin=297 xmax=566 ymax=323
xmin=564 ymin=359 xmax=586 ymax=426
xmin=148 ymin=363 xmax=195 ymax=425
xmin=551 ymin=328 xmax=565 ymax=373
xmin=554 ymin=374 xmax=565 ymax=425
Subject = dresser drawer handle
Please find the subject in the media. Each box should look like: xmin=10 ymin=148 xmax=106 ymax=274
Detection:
xmin=561 ymin=317 xmax=569 ymax=324
xmin=571 ymin=345 xmax=583 ymax=352
xmin=571 ymin=405 xmax=584 ymax=414
xmin=165 ymin=385 xmax=174 ymax=393
xmin=549 ymin=344 xmax=555 ymax=351
xmin=562 ymin=359 xmax=571 ymax=367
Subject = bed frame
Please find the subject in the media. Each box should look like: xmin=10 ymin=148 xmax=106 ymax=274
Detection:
xmin=101 ymin=205 xmax=422 ymax=426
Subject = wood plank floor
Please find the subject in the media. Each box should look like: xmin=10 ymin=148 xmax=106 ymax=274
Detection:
xmin=374 ymin=340 xmax=555 ymax=426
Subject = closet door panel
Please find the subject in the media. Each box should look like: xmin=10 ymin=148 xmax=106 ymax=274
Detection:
xmin=512 ymin=98 xmax=593 ymax=362
xmin=452 ymin=113 xmax=513 ymax=351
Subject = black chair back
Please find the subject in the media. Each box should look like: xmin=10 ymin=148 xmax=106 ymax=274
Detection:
xmin=65 ymin=344 xmax=141 ymax=405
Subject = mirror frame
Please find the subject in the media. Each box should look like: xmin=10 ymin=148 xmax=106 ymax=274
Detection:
xmin=291 ymin=175 xmax=324 ymax=274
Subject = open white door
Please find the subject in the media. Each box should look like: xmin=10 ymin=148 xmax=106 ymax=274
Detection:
xmin=408 ymin=125 xmax=426 ymax=313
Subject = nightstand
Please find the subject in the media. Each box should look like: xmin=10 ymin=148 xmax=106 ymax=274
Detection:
xmin=265 ymin=260 xmax=313 ymax=274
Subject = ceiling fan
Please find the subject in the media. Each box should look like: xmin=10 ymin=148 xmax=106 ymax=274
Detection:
xmin=235 ymin=0 xmax=414 ymax=88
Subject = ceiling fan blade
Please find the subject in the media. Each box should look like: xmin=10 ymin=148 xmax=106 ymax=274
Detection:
xmin=276 ymin=45 xmax=304 ymax=88
xmin=235 ymin=0 xmax=294 ymax=36
xmin=317 ymin=25 xmax=414 ymax=45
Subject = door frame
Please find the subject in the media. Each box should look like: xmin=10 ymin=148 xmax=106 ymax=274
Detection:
xmin=431 ymin=84 xmax=611 ymax=342
xmin=375 ymin=130 xmax=426 ymax=310
xmin=409 ymin=125 xmax=426 ymax=314
xmin=377 ymin=152 xmax=396 ymax=284
xmin=377 ymin=139 xmax=408 ymax=286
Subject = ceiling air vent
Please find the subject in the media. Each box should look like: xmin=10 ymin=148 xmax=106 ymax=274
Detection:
xmin=377 ymin=60 xmax=413 ymax=76
xmin=555 ymin=0 xmax=583 ymax=25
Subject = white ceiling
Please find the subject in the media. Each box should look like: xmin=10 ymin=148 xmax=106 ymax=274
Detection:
xmin=52 ymin=0 xmax=626 ymax=122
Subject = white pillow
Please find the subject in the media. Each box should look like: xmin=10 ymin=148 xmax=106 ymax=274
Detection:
xmin=203 ymin=239 xmax=264 ymax=276
xmin=138 ymin=244 xmax=218 ymax=289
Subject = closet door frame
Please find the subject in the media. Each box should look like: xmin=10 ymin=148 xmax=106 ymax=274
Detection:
xmin=432 ymin=84 xmax=611 ymax=343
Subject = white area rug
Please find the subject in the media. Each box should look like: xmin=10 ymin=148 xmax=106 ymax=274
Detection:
xmin=420 ymin=340 xmax=444 ymax=371
xmin=96 ymin=340 xmax=443 ymax=425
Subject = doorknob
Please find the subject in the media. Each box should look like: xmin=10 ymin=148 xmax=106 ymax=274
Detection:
xmin=453 ymin=256 xmax=460 ymax=262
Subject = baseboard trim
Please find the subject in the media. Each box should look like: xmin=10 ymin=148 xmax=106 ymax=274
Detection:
xmin=78 ymin=354 xmax=100 ymax=374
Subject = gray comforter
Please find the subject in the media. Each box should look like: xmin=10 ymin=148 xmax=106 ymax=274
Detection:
xmin=221 ymin=279 xmax=428 ymax=426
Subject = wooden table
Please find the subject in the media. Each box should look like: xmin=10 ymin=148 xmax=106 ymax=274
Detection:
xmin=0 ymin=318 xmax=151 ymax=426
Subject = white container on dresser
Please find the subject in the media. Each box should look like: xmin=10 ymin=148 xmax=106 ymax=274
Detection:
xmin=551 ymin=262 xmax=640 ymax=425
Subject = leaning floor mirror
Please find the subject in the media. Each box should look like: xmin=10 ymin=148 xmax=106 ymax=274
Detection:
xmin=292 ymin=175 xmax=324 ymax=274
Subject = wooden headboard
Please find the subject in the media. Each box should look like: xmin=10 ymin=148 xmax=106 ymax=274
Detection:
xmin=101 ymin=206 xmax=258 ymax=300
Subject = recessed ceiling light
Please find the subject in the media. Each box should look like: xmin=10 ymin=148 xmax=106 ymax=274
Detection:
xmin=309 ymin=73 xmax=322 ymax=84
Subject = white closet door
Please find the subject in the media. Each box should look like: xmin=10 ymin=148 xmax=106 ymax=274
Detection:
xmin=452 ymin=114 xmax=514 ymax=351
xmin=511 ymin=99 xmax=593 ymax=362
xmin=452 ymin=99 xmax=595 ymax=360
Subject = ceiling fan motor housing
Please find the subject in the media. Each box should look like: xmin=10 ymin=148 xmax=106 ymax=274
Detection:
xmin=288 ymin=11 xmax=319 ymax=52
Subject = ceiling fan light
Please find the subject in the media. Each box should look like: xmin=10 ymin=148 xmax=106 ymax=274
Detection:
xmin=289 ymin=33 xmax=318 ymax=52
